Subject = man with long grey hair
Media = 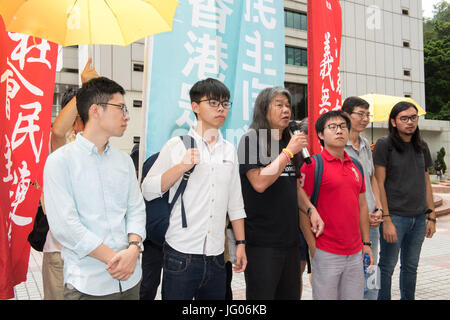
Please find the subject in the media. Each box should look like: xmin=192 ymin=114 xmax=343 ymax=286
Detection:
xmin=238 ymin=87 xmax=323 ymax=300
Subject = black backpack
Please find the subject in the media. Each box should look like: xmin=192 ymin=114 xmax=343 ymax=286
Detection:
xmin=27 ymin=203 xmax=49 ymax=252
xmin=141 ymin=135 xmax=197 ymax=246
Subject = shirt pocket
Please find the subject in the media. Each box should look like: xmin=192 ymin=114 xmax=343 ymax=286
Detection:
xmin=216 ymin=158 xmax=235 ymax=185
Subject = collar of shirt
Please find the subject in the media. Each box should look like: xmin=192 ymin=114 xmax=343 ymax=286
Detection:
xmin=345 ymin=136 xmax=369 ymax=153
xmin=188 ymin=126 xmax=224 ymax=152
xmin=321 ymin=148 xmax=352 ymax=164
xmin=76 ymin=132 xmax=111 ymax=155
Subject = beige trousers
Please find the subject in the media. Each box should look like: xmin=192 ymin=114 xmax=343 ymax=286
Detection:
xmin=42 ymin=252 xmax=64 ymax=300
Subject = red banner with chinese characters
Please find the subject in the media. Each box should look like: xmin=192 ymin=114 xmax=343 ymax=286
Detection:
xmin=307 ymin=0 xmax=342 ymax=155
xmin=0 ymin=16 xmax=58 ymax=299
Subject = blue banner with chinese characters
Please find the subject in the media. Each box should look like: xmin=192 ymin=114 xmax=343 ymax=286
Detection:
xmin=143 ymin=0 xmax=285 ymax=157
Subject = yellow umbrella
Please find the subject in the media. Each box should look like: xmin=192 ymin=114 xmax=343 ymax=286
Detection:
xmin=0 ymin=0 xmax=179 ymax=46
xmin=359 ymin=93 xmax=426 ymax=123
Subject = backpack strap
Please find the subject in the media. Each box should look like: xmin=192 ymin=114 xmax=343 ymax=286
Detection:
xmin=168 ymin=135 xmax=197 ymax=228
xmin=349 ymin=156 xmax=364 ymax=182
xmin=311 ymin=154 xmax=323 ymax=206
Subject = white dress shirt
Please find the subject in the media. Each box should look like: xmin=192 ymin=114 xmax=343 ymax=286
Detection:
xmin=142 ymin=128 xmax=246 ymax=256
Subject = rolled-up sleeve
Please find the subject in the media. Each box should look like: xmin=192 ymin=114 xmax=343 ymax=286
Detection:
xmin=43 ymin=154 xmax=102 ymax=259
xmin=227 ymin=151 xmax=247 ymax=221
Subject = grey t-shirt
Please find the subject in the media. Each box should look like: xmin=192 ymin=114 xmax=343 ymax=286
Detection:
xmin=373 ymin=137 xmax=432 ymax=217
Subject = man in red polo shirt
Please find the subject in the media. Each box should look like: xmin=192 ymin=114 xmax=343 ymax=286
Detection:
xmin=300 ymin=110 xmax=373 ymax=300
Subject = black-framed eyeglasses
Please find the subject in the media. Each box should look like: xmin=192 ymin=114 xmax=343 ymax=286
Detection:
xmin=351 ymin=111 xmax=373 ymax=120
xmin=327 ymin=123 xmax=348 ymax=132
xmin=98 ymin=102 xmax=129 ymax=115
xmin=399 ymin=115 xmax=418 ymax=123
xmin=197 ymin=98 xmax=232 ymax=109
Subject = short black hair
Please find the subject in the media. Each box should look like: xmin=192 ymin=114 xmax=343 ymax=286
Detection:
xmin=315 ymin=110 xmax=351 ymax=146
xmin=189 ymin=78 xmax=230 ymax=103
xmin=61 ymin=87 xmax=78 ymax=109
xmin=76 ymin=77 xmax=125 ymax=125
xmin=342 ymin=96 xmax=369 ymax=115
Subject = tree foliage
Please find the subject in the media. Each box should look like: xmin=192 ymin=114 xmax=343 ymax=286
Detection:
xmin=424 ymin=1 xmax=450 ymax=120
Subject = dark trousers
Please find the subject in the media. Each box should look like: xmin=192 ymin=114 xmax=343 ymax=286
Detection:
xmin=162 ymin=243 xmax=226 ymax=300
xmin=140 ymin=240 xmax=163 ymax=300
xmin=245 ymin=245 xmax=300 ymax=300
xmin=225 ymin=261 xmax=233 ymax=300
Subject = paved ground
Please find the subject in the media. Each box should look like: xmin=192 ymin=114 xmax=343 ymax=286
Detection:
xmin=10 ymin=196 xmax=450 ymax=300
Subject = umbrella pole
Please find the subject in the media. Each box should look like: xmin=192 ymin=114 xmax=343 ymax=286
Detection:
xmin=371 ymin=123 xmax=374 ymax=144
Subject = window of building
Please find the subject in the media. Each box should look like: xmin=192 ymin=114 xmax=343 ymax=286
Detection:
xmin=285 ymin=10 xmax=307 ymax=31
xmin=404 ymin=94 xmax=412 ymax=98
xmin=133 ymin=63 xmax=144 ymax=72
xmin=402 ymin=9 xmax=409 ymax=15
xmin=403 ymin=41 xmax=410 ymax=48
xmin=285 ymin=82 xmax=308 ymax=121
xmin=404 ymin=70 xmax=411 ymax=77
xmin=285 ymin=46 xmax=307 ymax=67
xmin=133 ymin=100 xmax=143 ymax=108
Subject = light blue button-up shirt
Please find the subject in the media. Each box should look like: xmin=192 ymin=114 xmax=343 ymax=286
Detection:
xmin=43 ymin=133 xmax=146 ymax=296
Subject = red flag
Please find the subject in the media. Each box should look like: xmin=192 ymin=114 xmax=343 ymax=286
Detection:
xmin=0 ymin=16 xmax=58 ymax=299
xmin=307 ymin=0 xmax=343 ymax=155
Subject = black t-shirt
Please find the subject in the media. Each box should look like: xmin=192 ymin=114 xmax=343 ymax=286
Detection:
xmin=373 ymin=137 xmax=433 ymax=217
xmin=238 ymin=131 xmax=299 ymax=248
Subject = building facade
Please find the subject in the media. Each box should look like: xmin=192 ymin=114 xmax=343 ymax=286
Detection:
xmin=52 ymin=0 xmax=449 ymax=168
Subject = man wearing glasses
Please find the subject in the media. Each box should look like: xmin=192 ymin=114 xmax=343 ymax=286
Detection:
xmin=43 ymin=77 xmax=146 ymax=299
xmin=142 ymin=78 xmax=246 ymax=300
xmin=342 ymin=96 xmax=384 ymax=300
xmin=300 ymin=110 xmax=372 ymax=300
xmin=373 ymin=102 xmax=436 ymax=300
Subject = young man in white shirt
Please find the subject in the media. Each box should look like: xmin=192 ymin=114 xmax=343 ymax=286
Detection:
xmin=142 ymin=78 xmax=246 ymax=300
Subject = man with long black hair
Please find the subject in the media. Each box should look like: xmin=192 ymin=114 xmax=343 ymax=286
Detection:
xmin=238 ymin=87 xmax=323 ymax=300
xmin=374 ymin=101 xmax=436 ymax=300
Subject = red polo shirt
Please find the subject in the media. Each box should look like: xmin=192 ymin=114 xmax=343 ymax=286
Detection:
xmin=300 ymin=149 xmax=365 ymax=255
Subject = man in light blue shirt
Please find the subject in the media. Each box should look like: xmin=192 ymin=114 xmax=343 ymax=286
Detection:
xmin=43 ymin=77 xmax=146 ymax=299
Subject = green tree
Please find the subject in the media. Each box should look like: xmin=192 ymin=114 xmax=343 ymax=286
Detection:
xmin=424 ymin=1 xmax=450 ymax=121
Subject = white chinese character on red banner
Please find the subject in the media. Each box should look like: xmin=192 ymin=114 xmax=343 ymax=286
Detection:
xmin=0 ymin=69 xmax=20 ymax=120
xmin=10 ymin=102 xmax=43 ymax=163
xmin=190 ymin=0 xmax=234 ymax=33
xmin=9 ymin=33 xmax=52 ymax=70
xmin=8 ymin=160 xmax=33 ymax=241
xmin=320 ymin=32 xmax=334 ymax=91
xmin=3 ymin=135 xmax=13 ymax=183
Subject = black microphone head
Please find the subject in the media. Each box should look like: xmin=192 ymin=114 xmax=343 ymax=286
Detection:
xmin=288 ymin=120 xmax=300 ymax=133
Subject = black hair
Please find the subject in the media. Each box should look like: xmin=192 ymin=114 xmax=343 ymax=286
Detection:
xmin=189 ymin=78 xmax=230 ymax=119
xmin=249 ymin=87 xmax=301 ymax=175
xmin=342 ymin=96 xmax=369 ymax=114
xmin=76 ymin=77 xmax=125 ymax=125
xmin=315 ymin=110 xmax=351 ymax=147
xmin=388 ymin=101 xmax=425 ymax=153
xmin=189 ymin=78 xmax=230 ymax=102
xmin=61 ymin=87 xmax=78 ymax=109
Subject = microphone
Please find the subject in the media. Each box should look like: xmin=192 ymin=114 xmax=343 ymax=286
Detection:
xmin=288 ymin=120 xmax=311 ymax=164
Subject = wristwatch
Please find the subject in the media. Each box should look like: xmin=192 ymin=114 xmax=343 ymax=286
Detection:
xmin=235 ymin=240 xmax=246 ymax=246
xmin=306 ymin=205 xmax=315 ymax=217
xmin=363 ymin=241 xmax=372 ymax=247
xmin=128 ymin=241 xmax=144 ymax=253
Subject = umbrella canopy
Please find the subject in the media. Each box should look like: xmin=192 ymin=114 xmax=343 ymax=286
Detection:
xmin=359 ymin=93 xmax=426 ymax=123
xmin=0 ymin=0 xmax=179 ymax=46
